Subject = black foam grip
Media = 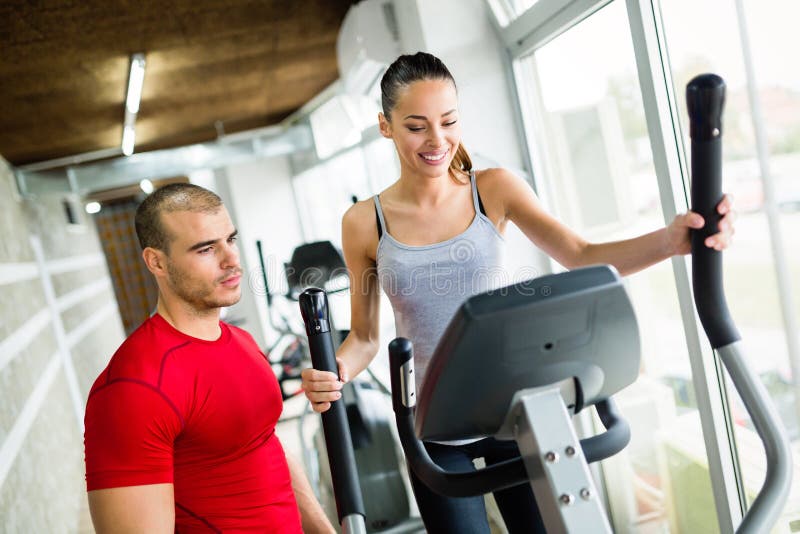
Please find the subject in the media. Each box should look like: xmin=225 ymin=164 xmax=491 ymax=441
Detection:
xmin=300 ymin=291 xmax=365 ymax=523
xmin=580 ymin=399 xmax=630 ymax=463
xmin=388 ymin=338 xmax=413 ymax=416
xmin=687 ymin=74 xmax=741 ymax=348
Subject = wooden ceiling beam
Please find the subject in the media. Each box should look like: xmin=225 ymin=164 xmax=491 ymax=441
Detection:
xmin=0 ymin=0 xmax=356 ymax=166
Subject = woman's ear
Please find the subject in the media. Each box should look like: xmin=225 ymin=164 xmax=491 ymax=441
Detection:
xmin=378 ymin=112 xmax=392 ymax=138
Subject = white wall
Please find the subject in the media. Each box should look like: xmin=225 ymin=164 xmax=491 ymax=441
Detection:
xmin=218 ymin=156 xmax=306 ymax=345
xmin=396 ymin=0 xmax=551 ymax=276
xmin=398 ymin=0 xmax=525 ymax=173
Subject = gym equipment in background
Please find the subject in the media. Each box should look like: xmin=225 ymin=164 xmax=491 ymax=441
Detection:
xmin=290 ymin=243 xmax=423 ymax=533
xmin=256 ymin=239 xmax=310 ymax=401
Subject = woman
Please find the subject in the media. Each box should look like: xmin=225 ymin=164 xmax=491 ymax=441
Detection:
xmin=301 ymin=52 xmax=735 ymax=533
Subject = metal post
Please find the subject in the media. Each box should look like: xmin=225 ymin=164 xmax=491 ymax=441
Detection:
xmin=514 ymin=388 xmax=612 ymax=534
xmin=733 ymin=0 xmax=800 ymax=428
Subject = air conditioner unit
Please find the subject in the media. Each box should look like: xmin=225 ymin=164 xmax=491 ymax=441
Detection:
xmin=337 ymin=0 xmax=401 ymax=95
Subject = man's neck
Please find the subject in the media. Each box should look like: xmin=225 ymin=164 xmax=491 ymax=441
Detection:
xmin=156 ymin=299 xmax=221 ymax=341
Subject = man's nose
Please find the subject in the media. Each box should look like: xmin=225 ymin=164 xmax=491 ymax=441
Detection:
xmin=221 ymin=242 xmax=239 ymax=269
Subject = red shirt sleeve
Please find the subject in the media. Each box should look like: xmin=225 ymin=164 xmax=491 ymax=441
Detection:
xmin=84 ymin=380 xmax=184 ymax=491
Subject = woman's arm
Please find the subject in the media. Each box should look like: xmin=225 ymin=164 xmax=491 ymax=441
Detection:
xmin=480 ymin=168 xmax=735 ymax=276
xmin=301 ymin=201 xmax=382 ymax=413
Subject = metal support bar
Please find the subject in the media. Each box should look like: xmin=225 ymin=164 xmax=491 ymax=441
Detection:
xmin=625 ymin=0 xmax=742 ymax=529
xmin=513 ymin=388 xmax=612 ymax=534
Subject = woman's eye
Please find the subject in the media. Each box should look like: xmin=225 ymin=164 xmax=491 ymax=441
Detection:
xmin=444 ymin=120 xmax=457 ymax=127
xmin=407 ymin=126 xmax=424 ymax=132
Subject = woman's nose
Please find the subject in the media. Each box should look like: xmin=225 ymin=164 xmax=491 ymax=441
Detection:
xmin=427 ymin=126 xmax=444 ymax=146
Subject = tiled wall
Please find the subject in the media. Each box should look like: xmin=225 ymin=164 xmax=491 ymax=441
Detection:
xmin=0 ymin=158 xmax=125 ymax=533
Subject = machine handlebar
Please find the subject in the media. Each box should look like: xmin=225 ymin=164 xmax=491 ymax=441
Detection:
xmin=299 ymin=288 xmax=366 ymax=532
xmin=688 ymin=73 xmax=792 ymax=532
xmin=388 ymin=338 xmax=630 ymax=497
xmin=687 ymin=73 xmax=740 ymax=348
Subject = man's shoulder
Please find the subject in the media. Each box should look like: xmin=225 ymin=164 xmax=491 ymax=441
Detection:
xmin=224 ymin=322 xmax=261 ymax=352
xmin=98 ymin=315 xmax=188 ymax=386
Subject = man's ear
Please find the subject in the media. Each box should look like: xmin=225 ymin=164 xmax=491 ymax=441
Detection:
xmin=142 ymin=247 xmax=167 ymax=276
xmin=378 ymin=112 xmax=392 ymax=139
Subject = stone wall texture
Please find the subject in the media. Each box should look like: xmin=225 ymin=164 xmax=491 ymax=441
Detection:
xmin=0 ymin=158 xmax=125 ymax=533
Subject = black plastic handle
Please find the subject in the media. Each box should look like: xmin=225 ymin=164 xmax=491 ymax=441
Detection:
xmin=687 ymin=74 xmax=792 ymax=533
xmin=687 ymin=74 xmax=741 ymax=348
xmin=580 ymin=399 xmax=630 ymax=463
xmin=389 ymin=338 xmax=631 ymax=497
xmin=299 ymin=288 xmax=365 ymax=523
xmin=388 ymin=338 xmax=529 ymax=497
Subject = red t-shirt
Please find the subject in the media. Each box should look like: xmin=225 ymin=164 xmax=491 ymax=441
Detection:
xmin=84 ymin=314 xmax=302 ymax=533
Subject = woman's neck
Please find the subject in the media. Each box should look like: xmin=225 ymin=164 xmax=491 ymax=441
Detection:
xmin=393 ymin=168 xmax=463 ymax=208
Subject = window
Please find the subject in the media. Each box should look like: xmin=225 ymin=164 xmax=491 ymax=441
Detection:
xmin=515 ymin=2 xmax=720 ymax=531
xmin=661 ymin=0 xmax=800 ymax=526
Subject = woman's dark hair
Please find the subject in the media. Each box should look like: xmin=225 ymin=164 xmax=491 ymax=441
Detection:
xmin=380 ymin=52 xmax=472 ymax=181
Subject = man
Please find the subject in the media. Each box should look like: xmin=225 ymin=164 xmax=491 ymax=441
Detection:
xmin=84 ymin=183 xmax=334 ymax=533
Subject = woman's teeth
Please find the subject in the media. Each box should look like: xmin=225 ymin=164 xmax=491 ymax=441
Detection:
xmin=421 ymin=152 xmax=446 ymax=161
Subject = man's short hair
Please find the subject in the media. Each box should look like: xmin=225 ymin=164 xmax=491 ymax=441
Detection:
xmin=134 ymin=183 xmax=223 ymax=252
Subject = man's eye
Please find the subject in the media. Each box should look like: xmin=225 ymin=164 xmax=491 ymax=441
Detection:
xmin=199 ymin=247 xmax=212 ymax=254
xmin=228 ymin=236 xmax=238 ymax=244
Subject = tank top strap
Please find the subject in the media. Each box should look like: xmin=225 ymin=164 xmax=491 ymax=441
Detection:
xmin=469 ymin=170 xmax=481 ymax=214
xmin=373 ymin=194 xmax=387 ymax=238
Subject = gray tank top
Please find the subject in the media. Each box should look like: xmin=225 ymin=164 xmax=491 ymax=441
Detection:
xmin=374 ymin=171 xmax=505 ymax=394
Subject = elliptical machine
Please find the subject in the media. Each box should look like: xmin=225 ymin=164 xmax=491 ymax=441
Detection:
xmin=300 ymin=74 xmax=792 ymax=533
xmin=385 ymin=74 xmax=792 ymax=533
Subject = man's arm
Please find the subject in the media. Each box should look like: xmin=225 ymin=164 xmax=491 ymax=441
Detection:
xmin=286 ymin=454 xmax=336 ymax=534
xmin=88 ymin=483 xmax=175 ymax=533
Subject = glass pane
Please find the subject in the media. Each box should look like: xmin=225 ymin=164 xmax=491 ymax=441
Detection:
xmin=661 ymin=0 xmax=800 ymax=529
xmin=517 ymin=2 xmax=719 ymax=531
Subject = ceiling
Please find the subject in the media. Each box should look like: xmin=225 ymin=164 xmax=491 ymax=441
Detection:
xmin=0 ymin=0 xmax=356 ymax=167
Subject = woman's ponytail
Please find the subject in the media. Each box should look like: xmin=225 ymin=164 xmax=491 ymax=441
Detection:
xmin=449 ymin=142 xmax=472 ymax=182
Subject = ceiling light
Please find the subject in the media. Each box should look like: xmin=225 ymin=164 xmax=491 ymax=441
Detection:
xmin=122 ymin=53 xmax=145 ymax=157
xmin=85 ymin=201 xmax=101 ymax=214
xmin=126 ymin=54 xmax=146 ymax=114
xmin=121 ymin=125 xmax=136 ymax=156
xmin=139 ymin=179 xmax=154 ymax=194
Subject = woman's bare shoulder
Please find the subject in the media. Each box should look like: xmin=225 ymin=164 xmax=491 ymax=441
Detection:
xmin=342 ymin=198 xmax=381 ymax=259
xmin=474 ymin=167 xmax=531 ymax=203
xmin=475 ymin=167 xmax=521 ymax=188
